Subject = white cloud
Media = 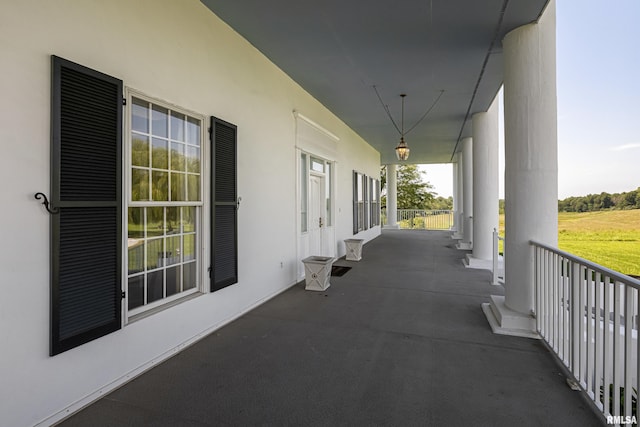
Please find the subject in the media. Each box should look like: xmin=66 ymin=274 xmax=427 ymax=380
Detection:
xmin=611 ymin=143 xmax=640 ymax=151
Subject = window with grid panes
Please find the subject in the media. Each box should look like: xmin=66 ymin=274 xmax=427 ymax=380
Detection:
xmin=127 ymin=96 xmax=202 ymax=313
xmin=370 ymin=177 xmax=379 ymax=227
xmin=356 ymin=172 xmax=365 ymax=232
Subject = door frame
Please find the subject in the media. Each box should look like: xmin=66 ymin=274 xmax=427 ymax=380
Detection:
xmin=296 ymin=149 xmax=336 ymax=280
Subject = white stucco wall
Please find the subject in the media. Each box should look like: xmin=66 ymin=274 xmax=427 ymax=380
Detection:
xmin=0 ymin=1 xmax=380 ymax=426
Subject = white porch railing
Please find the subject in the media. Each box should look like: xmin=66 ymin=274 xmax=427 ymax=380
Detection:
xmin=381 ymin=209 xmax=453 ymax=230
xmin=532 ymin=241 xmax=640 ymax=423
xmin=492 ymin=228 xmax=504 ymax=286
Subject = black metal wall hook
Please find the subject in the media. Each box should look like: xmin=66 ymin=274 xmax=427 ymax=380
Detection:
xmin=34 ymin=192 xmax=60 ymax=214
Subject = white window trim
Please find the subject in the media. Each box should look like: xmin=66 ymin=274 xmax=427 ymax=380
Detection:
xmin=123 ymin=88 xmax=208 ymax=323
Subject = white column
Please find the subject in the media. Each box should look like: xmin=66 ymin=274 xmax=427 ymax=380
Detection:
xmin=466 ymin=96 xmax=499 ymax=269
xmin=451 ymin=161 xmax=459 ymax=232
xmin=483 ymin=0 xmax=557 ymax=338
xmin=385 ymin=164 xmax=399 ymax=229
xmin=451 ymin=153 xmax=464 ymax=239
xmin=457 ymin=137 xmax=473 ymax=250
xmin=457 ymin=152 xmax=464 ymax=236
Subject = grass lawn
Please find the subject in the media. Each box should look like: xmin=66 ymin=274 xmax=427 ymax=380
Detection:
xmin=499 ymin=210 xmax=640 ymax=277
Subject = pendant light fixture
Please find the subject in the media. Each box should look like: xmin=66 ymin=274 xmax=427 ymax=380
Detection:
xmin=395 ymin=94 xmax=410 ymax=161
xmin=372 ymin=86 xmax=445 ymax=162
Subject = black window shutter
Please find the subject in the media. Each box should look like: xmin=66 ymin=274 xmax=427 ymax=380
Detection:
xmin=352 ymin=170 xmax=358 ymax=234
xmin=375 ymin=180 xmax=381 ymax=225
xmin=210 ymin=117 xmax=238 ymax=291
xmin=363 ymin=174 xmax=369 ymax=230
xmin=50 ymin=56 xmax=122 ymax=356
xmin=369 ymin=177 xmax=374 ymax=228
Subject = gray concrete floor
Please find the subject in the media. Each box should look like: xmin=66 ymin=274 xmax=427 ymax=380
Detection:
xmin=58 ymin=230 xmax=604 ymax=426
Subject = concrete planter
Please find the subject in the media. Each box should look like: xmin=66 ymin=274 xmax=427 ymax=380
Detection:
xmin=344 ymin=239 xmax=364 ymax=261
xmin=302 ymin=256 xmax=334 ymax=291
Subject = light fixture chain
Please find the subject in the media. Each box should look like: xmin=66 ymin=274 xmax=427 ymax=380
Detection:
xmin=404 ymin=90 xmax=444 ymax=136
xmin=373 ymin=85 xmax=401 ymax=135
xmin=371 ymin=86 xmax=445 ymax=137
xmin=401 ymin=94 xmax=405 ymax=137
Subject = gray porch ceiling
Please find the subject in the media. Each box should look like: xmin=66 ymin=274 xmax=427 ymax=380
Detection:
xmin=200 ymin=0 xmax=549 ymax=164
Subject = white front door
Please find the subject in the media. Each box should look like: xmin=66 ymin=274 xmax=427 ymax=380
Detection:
xmin=308 ymin=174 xmax=324 ymax=256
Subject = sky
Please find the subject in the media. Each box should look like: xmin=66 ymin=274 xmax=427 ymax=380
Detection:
xmin=422 ymin=0 xmax=640 ymax=200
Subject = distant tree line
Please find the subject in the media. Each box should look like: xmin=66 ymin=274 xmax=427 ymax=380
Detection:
xmin=377 ymin=165 xmax=640 ymax=213
xmin=558 ymin=188 xmax=640 ymax=212
xmin=497 ymin=189 xmax=640 ymax=215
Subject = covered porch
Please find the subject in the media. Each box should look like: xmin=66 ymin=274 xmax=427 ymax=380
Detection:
xmin=59 ymin=230 xmax=601 ymax=426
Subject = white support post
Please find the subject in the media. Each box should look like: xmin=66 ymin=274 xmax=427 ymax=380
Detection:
xmin=466 ymin=96 xmax=499 ymax=269
xmin=492 ymin=229 xmax=499 ymax=285
xmin=452 ymin=153 xmax=464 ymax=239
xmin=385 ymin=164 xmax=399 ymax=229
xmin=457 ymin=137 xmax=473 ymax=250
xmin=482 ymin=0 xmax=557 ymax=338
xmin=451 ymin=161 xmax=459 ymax=232
xmin=459 ymin=152 xmax=464 ymax=236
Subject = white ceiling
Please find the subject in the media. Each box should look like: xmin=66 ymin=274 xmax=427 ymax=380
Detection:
xmin=201 ymin=0 xmax=549 ymax=164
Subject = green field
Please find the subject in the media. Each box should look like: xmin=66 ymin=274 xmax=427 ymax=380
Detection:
xmin=499 ymin=210 xmax=640 ymax=277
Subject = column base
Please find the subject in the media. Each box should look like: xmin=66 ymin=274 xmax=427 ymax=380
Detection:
xmin=456 ymin=241 xmax=472 ymax=250
xmin=451 ymin=232 xmax=463 ymax=239
xmin=463 ymin=254 xmax=493 ymax=270
xmin=481 ymin=295 xmax=539 ymax=339
xmin=383 ymin=224 xmax=400 ymax=229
